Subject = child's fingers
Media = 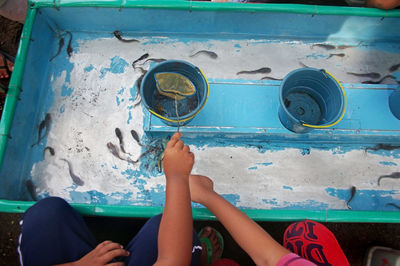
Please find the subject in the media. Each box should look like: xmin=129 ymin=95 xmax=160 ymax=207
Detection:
xmin=97 ymin=240 xmax=113 ymax=249
xmin=99 ymin=242 xmax=123 ymax=255
xmin=166 ymin=132 xmax=182 ymax=148
xmin=175 ymin=140 xmax=184 ymax=149
xmin=183 ymin=145 xmax=190 ymax=153
xmin=102 ymin=249 xmax=130 ymax=263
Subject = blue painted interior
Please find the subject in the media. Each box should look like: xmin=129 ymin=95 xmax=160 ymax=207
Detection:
xmin=0 ymin=6 xmax=399 ymax=213
xmin=0 ymin=10 xmax=55 ymax=200
xmin=38 ymin=7 xmax=400 ymax=43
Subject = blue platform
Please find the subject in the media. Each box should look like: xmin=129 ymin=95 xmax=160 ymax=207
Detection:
xmin=146 ymin=79 xmax=400 ymax=144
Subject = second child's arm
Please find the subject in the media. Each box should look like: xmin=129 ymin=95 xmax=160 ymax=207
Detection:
xmin=189 ymin=175 xmax=290 ymax=266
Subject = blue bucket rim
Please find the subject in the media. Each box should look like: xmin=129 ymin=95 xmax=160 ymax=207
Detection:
xmin=140 ymin=59 xmax=209 ymax=122
xmin=279 ymin=67 xmax=346 ymax=128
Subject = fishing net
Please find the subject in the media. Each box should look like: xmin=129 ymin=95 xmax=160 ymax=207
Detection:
xmin=152 ymin=72 xmax=199 ymax=119
xmin=155 ymin=72 xmax=196 ymax=100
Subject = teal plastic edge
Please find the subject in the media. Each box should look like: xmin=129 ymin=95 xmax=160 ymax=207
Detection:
xmin=1 ymin=199 xmax=400 ymax=222
xmin=28 ymin=0 xmax=400 ymax=18
xmin=0 ymin=7 xmax=37 ymax=168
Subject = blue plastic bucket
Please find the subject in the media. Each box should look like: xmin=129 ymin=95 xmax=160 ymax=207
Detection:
xmin=278 ymin=68 xmax=346 ymax=133
xmin=389 ymin=89 xmax=400 ymax=120
xmin=141 ymin=60 xmax=209 ymax=127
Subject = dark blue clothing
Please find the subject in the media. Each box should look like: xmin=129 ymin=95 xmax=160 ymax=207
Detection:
xmin=18 ymin=197 xmax=202 ymax=266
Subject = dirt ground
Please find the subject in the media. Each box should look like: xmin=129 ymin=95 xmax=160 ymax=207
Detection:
xmin=0 ymin=15 xmax=23 ymax=265
xmin=0 ymin=16 xmax=22 ymax=120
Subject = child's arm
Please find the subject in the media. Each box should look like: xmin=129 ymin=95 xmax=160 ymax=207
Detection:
xmin=189 ymin=174 xmax=290 ymax=266
xmin=154 ymin=133 xmax=194 ymax=266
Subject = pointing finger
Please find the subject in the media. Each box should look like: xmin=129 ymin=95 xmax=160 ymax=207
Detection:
xmin=166 ymin=132 xmax=182 ymax=149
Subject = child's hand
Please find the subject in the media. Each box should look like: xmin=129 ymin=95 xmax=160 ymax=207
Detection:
xmin=189 ymin=174 xmax=215 ymax=204
xmin=163 ymin=132 xmax=194 ymax=180
xmin=72 ymin=240 xmax=129 ymax=266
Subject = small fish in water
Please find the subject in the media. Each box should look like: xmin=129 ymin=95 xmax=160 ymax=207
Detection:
xmin=25 ymin=180 xmax=38 ymax=201
xmin=133 ymin=71 xmax=147 ymax=107
xmin=115 ymin=128 xmax=127 ymax=154
xmin=107 ymin=142 xmax=123 ymax=160
xmin=113 ymin=30 xmax=139 ymax=43
xmin=155 ymin=103 xmax=166 ymax=116
xmin=50 ymin=37 xmax=65 ymax=61
xmin=139 ymin=138 xmax=168 ymax=172
xmin=284 ymin=98 xmax=291 ymax=108
xmin=67 ymin=31 xmax=74 ymax=57
xmin=131 ymin=130 xmax=143 ymax=146
xmin=365 ymin=143 xmax=400 ymax=152
xmin=237 ymin=67 xmax=271 ymax=75
xmin=190 ymin=50 xmax=218 ymax=59
xmin=31 ymin=113 xmax=52 ymax=147
xmin=132 ymin=53 xmax=149 ymax=68
xmin=66 ymin=31 xmax=73 ymax=57
xmin=327 ymin=53 xmax=345 ymax=59
xmin=347 ymin=72 xmax=381 ymax=79
xmin=346 ymin=186 xmax=356 ymax=209
xmin=337 ymin=44 xmax=359 ymax=50
xmin=134 ymin=66 xmax=146 ymax=74
xmin=43 ymin=146 xmax=55 ymax=157
xmin=299 ymin=62 xmax=310 ymax=68
xmin=389 ymin=63 xmax=400 ymax=72
xmin=60 ymin=159 xmax=85 ymax=186
xmin=378 ymin=172 xmax=400 ymax=186
xmin=107 ymin=142 xmax=138 ymax=164
xmin=143 ymin=58 xmax=167 ymax=64
xmin=362 ymin=75 xmax=396 ymax=84
xmin=312 ymin=43 xmax=336 ymax=50
xmin=386 ymin=203 xmax=400 ymax=210
xmin=156 ymin=152 xmax=164 ymax=173
xmin=261 ymin=76 xmax=282 ymax=81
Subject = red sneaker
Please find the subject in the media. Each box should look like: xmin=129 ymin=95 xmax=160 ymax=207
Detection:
xmin=283 ymin=220 xmax=349 ymax=266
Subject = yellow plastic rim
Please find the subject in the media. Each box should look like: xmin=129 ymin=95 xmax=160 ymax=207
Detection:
xmin=148 ymin=68 xmax=209 ymax=123
xmin=302 ymin=70 xmax=347 ymax=129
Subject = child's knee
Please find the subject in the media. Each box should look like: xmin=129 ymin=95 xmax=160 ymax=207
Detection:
xmin=24 ymin=197 xmax=71 ymax=221
xmin=36 ymin=196 xmax=69 ymax=210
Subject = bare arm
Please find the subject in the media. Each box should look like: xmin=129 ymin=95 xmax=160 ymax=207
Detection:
xmin=189 ymin=175 xmax=290 ymax=266
xmin=154 ymin=133 xmax=194 ymax=266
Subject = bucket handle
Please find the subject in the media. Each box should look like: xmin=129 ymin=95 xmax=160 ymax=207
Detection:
xmin=301 ymin=70 xmax=347 ymax=129
xmin=148 ymin=67 xmax=210 ymax=123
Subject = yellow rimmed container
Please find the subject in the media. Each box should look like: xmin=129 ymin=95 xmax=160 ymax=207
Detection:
xmin=278 ymin=68 xmax=347 ymax=134
xmin=140 ymin=60 xmax=209 ymax=127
